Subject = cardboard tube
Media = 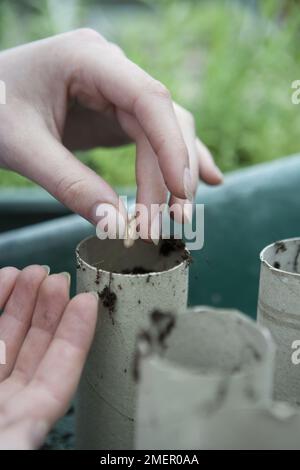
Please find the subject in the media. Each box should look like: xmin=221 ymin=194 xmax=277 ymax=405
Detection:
xmin=75 ymin=237 xmax=190 ymax=449
xmin=135 ymin=307 xmax=274 ymax=449
xmin=198 ymin=402 xmax=300 ymax=449
xmin=257 ymin=238 xmax=300 ymax=405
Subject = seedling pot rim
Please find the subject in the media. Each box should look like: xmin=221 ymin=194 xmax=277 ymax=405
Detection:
xmin=141 ymin=307 xmax=275 ymax=380
xmin=76 ymin=235 xmax=190 ymax=277
xmin=260 ymin=237 xmax=300 ymax=278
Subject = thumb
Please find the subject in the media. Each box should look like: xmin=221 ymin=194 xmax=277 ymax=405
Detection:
xmin=9 ymin=129 xmax=127 ymax=237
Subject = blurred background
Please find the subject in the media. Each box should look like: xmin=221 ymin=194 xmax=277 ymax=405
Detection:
xmin=0 ymin=0 xmax=299 ymax=189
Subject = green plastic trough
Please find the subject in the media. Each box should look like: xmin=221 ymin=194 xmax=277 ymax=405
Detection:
xmin=1 ymin=155 xmax=300 ymax=318
xmin=0 ymin=188 xmax=69 ymax=232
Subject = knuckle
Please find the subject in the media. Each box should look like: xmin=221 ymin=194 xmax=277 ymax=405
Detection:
xmin=134 ymin=80 xmax=172 ymax=114
xmin=55 ymin=29 xmax=106 ymax=70
xmin=72 ymin=27 xmax=104 ymax=42
xmin=150 ymin=80 xmax=171 ymax=100
xmin=15 ymin=265 xmax=46 ymax=294
xmin=40 ymin=275 xmax=66 ymax=300
xmin=0 ymin=266 xmax=19 ymax=279
xmin=59 ymin=29 xmax=108 ymax=73
xmin=55 ymin=176 xmax=85 ymax=208
xmin=21 ymin=265 xmax=46 ymax=284
xmin=109 ymin=42 xmax=125 ymax=56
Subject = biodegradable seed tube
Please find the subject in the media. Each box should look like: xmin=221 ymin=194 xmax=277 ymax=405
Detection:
xmin=75 ymin=236 xmax=190 ymax=450
xmin=198 ymin=402 xmax=300 ymax=450
xmin=257 ymin=238 xmax=300 ymax=406
xmin=135 ymin=307 xmax=274 ymax=450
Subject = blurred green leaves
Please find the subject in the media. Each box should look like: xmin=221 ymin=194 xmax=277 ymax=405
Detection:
xmin=116 ymin=0 xmax=300 ymax=172
xmin=0 ymin=0 xmax=299 ymax=187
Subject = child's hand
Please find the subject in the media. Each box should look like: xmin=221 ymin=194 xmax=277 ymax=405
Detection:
xmin=0 ymin=30 xmax=222 ymax=236
xmin=0 ymin=266 xmax=98 ymax=449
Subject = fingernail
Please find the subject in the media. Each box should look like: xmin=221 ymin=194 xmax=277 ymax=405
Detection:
xmin=89 ymin=291 xmax=99 ymax=301
xmin=183 ymin=167 xmax=193 ymax=201
xmin=93 ymin=203 xmax=126 ymax=239
xmin=41 ymin=265 xmax=50 ymax=275
xmin=61 ymin=272 xmax=71 ymax=286
xmin=183 ymin=200 xmax=193 ymax=224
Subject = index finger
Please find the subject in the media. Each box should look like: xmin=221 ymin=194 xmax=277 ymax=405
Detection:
xmin=64 ymin=33 xmax=190 ymax=199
